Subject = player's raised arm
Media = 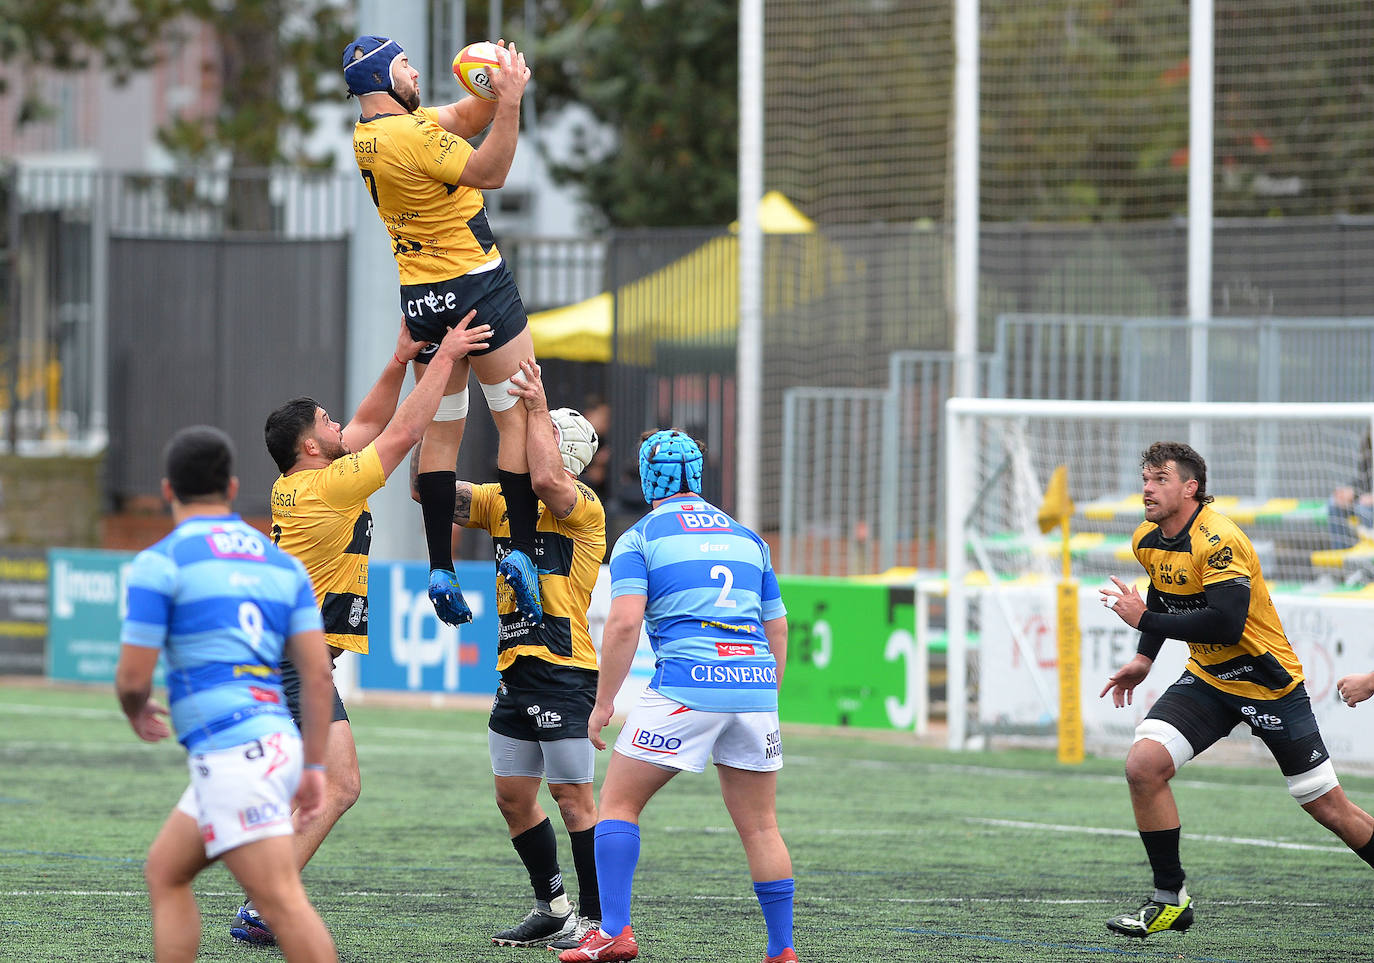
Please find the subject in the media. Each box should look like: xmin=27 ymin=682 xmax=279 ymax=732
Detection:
xmin=457 ymin=41 xmax=529 ymax=188
xmin=342 ymin=319 xmax=426 ymax=453
xmin=372 ymin=311 xmax=490 ymax=476
xmin=508 ymin=359 xmax=580 ymax=517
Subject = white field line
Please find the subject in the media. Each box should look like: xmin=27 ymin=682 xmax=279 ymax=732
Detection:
xmin=967 ymin=816 xmax=1351 ymax=854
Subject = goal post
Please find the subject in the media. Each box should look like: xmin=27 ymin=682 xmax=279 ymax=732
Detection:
xmin=944 ymin=398 xmax=1374 ymax=752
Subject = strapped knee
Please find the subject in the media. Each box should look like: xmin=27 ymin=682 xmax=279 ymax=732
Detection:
xmin=1287 ymin=759 xmax=1339 ymax=804
xmin=480 ymin=377 xmax=519 ymax=413
xmin=1133 ymin=718 xmax=1195 ymax=772
xmin=434 ymin=388 xmax=468 ymax=422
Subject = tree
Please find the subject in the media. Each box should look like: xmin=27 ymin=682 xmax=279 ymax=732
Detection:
xmin=533 ymin=0 xmax=738 ymax=229
xmin=1 ymin=0 xmax=353 ymax=230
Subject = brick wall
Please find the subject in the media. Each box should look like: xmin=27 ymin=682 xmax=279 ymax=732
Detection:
xmin=0 ymin=455 xmax=103 ymax=548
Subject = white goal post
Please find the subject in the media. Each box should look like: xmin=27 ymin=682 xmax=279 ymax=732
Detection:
xmin=944 ymin=398 xmax=1374 ymax=753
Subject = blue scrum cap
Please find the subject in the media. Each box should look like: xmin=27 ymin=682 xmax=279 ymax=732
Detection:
xmin=342 ymin=35 xmax=404 ymax=96
xmin=638 ymin=429 xmax=704 ymax=503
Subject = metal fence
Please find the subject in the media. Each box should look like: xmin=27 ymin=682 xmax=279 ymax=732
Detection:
xmin=993 ymin=314 xmax=1374 ymax=403
xmin=0 ymin=166 xmax=606 ymax=514
xmin=776 ymin=316 xmax=1374 ymax=577
xmin=12 ymin=165 xmax=1374 ymax=545
xmin=779 ymin=353 xmax=999 ymax=577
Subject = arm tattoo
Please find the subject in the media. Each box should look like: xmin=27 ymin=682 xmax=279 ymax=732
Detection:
xmin=452 ymin=483 xmax=473 ymax=525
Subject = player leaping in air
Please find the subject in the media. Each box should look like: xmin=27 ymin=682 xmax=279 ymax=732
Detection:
xmin=342 ymin=33 xmax=545 ymax=627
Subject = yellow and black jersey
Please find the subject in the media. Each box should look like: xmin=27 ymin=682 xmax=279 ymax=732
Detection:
xmin=1132 ymin=503 xmax=1302 ymax=700
xmin=269 ymin=443 xmax=385 ymax=655
xmin=467 ymin=480 xmax=606 ymax=673
xmin=352 ymin=106 xmax=501 ymax=284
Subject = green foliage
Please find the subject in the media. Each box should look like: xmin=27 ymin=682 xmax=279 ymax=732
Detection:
xmin=534 ymin=0 xmax=739 ymax=228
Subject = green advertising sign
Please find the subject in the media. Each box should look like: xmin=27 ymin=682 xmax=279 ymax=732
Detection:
xmin=47 ymin=548 xmax=139 ymax=684
xmin=778 ymin=576 xmax=919 ymax=731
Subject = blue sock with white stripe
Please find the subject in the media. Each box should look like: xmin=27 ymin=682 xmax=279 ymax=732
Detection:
xmin=594 ymin=819 xmax=641 ymax=935
xmin=753 ymin=877 xmax=795 ymax=957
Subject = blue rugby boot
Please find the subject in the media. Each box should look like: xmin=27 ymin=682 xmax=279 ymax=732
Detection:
xmin=428 ymin=568 xmax=473 ymax=625
xmin=498 ymin=548 xmax=544 ymax=624
xmin=229 ymin=902 xmax=276 ymax=946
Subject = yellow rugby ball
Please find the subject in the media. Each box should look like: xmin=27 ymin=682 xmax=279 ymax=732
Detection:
xmin=453 ymin=41 xmax=500 ymax=101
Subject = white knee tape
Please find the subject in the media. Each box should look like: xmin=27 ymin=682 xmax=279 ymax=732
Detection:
xmin=480 ymin=377 xmax=519 ymax=413
xmin=1287 ymin=759 xmax=1339 ymax=805
xmin=434 ymin=388 xmax=468 ymax=422
xmin=1133 ymin=718 xmax=1195 ymax=772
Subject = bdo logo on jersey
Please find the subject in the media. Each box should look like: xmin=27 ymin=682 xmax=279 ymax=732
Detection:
xmin=632 ymin=727 xmax=683 ymax=755
xmin=677 ymin=511 xmax=731 ymax=532
xmin=207 ymin=529 xmax=266 ymax=560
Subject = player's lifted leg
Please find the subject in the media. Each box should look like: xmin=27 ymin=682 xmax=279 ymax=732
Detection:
xmin=414 ymin=357 xmax=474 ymax=626
xmin=474 ymin=325 xmax=546 ymax=625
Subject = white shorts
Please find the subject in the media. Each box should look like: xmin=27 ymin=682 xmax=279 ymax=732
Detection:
xmin=175 ymin=730 xmax=302 ymax=859
xmin=613 ymin=690 xmax=783 ymax=774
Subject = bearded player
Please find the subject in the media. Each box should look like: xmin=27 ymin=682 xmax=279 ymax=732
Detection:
xmin=342 ymin=34 xmax=545 ymax=630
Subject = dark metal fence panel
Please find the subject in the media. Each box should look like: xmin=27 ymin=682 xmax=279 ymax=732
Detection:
xmin=107 ymin=236 xmax=348 ymax=515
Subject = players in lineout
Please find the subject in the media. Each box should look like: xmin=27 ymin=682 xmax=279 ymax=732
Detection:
xmin=342 ymin=33 xmax=546 ymax=630
xmin=229 ymin=318 xmax=486 ymax=946
xmin=417 ymin=359 xmax=606 ymax=949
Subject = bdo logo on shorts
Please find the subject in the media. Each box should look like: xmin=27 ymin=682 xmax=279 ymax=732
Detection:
xmin=632 ymin=728 xmax=683 ymax=755
xmin=239 ymin=802 xmax=288 ymax=830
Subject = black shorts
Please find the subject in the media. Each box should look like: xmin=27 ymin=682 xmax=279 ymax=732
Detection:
xmin=1146 ymin=671 xmax=1329 ymax=776
xmin=280 ymin=652 xmax=349 ymax=730
xmin=400 ymin=262 xmax=528 ymax=361
xmin=488 ymin=656 xmax=597 ymax=743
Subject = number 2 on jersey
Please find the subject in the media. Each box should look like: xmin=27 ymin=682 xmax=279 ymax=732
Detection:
xmin=710 ymin=565 xmax=737 ymax=608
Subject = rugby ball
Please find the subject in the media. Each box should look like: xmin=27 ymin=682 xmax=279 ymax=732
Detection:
xmin=453 ymin=42 xmax=500 ymax=101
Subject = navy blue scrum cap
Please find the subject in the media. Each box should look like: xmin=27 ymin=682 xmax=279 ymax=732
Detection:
xmin=342 ymin=35 xmax=404 ymax=96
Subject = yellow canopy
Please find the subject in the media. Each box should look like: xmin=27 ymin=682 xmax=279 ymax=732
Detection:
xmin=529 ymin=191 xmax=830 ymax=363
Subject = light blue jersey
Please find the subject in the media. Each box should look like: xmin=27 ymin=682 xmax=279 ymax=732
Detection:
xmin=120 ymin=513 xmax=323 ymax=752
xmin=609 ymin=495 xmax=786 ymax=712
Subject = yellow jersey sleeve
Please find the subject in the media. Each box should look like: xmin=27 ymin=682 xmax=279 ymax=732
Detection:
xmin=466 ymin=482 xmax=506 ymax=534
xmin=1193 ymin=514 xmax=1255 ymax=587
xmin=316 ymin=444 xmax=386 ymax=511
xmin=560 ymin=482 xmax=605 ymax=538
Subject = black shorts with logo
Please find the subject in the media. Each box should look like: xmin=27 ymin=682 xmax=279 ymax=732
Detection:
xmin=400 ymin=261 xmax=528 ymax=361
xmin=1146 ymin=671 xmax=1328 ymax=776
xmin=280 ymin=652 xmax=349 ymax=730
xmin=489 ymin=655 xmax=597 ymax=743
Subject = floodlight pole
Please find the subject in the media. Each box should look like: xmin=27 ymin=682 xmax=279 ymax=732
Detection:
xmin=348 ymin=0 xmax=430 ymax=564
xmin=737 ymin=0 xmax=764 ymax=528
xmin=952 ymin=0 xmax=979 ymax=401
xmin=1188 ymin=0 xmax=1214 ymax=446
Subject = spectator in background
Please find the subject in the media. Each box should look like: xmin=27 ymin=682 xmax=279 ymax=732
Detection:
xmin=1328 ymin=431 xmax=1373 ymax=548
xmin=578 ymin=394 xmax=612 ymax=499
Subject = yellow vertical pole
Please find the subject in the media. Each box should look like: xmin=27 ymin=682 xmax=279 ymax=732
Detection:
xmin=1057 ymin=512 xmax=1083 ymax=764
